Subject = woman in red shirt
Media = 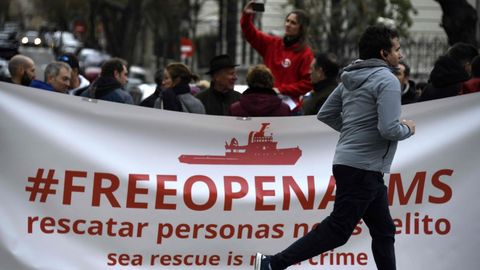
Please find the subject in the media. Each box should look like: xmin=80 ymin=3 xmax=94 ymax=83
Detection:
xmin=241 ymin=1 xmax=314 ymax=113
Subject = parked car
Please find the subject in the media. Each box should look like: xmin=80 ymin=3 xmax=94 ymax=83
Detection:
xmin=0 ymin=57 xmax=10 ymax=80
xmin=53 ymin=31 xmax=82 ymax=54
xmin=19 ymin=30 xmax=46 ymax=47
xmin=77 ymin=48 xmax=110 ymax=73
xmin=0 ymin=31 xmax=19 ymax=59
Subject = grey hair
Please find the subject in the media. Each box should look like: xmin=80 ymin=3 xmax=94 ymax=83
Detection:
xmin=44 ymin=61 xmax=71 ymax=82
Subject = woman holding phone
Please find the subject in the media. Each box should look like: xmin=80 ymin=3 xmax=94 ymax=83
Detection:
xmin=240 ymin=0 xmax=314 ymax=114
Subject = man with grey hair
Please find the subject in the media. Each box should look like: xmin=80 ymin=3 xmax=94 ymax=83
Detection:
xmin=30 ymin=61 xmax=72 ymax=93
xmin=6 ymin=54 xmax=36 ymax=86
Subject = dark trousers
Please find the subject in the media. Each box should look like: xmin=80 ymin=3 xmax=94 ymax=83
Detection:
xmin=270 ymin=165 xmax=396 ymax=270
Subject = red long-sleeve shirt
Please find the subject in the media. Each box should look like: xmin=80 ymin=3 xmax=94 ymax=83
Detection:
xmin=241 ymin=12 xmax=314 ymax=110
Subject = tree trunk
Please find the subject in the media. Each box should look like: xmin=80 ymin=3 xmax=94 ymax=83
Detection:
xmin=294 ymin=0 xmax=306 ymax=10
xmin=98 ymin=0 xmax=145 ymax=64
xmin=0 ymin=0 xmax=11 ymax=24
xmin=328 ymin=0 xmax=342 ymax=55
xmin=226 ymin=0 xmax=238 ymax=59
xmin=119 ymin=0 xmax=144 ymax=64
xmin=435 ymin=0 xmax=478 ymax=46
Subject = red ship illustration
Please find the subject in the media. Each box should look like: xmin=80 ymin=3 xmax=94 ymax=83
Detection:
xmin=178 ymin=123 xmax=302 ymax=165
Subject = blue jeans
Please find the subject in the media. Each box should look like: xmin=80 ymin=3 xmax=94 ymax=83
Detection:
xmin=270 ymin=165 xmax=396 ymax=270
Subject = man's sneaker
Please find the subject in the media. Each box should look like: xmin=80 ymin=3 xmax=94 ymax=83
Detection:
xmin=254 ymin=252 xmax=272 ymax=270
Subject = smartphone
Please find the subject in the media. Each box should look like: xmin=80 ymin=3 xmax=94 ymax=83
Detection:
xmin=251 ymin=3 xmax=265 ymax=12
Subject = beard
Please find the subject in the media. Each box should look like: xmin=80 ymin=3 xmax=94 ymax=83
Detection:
xmin=21 ymin=72 xmax=33 ymax=86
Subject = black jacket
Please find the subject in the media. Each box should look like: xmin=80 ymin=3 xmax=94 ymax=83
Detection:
xmin=195 ymin=84 xmax=241 ymax=115
xmin=420 ymin=55 xmax=469 ymax=102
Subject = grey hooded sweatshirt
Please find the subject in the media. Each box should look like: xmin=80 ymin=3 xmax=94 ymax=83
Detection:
xmin=317 ymin=59 xmax=413 ymax=173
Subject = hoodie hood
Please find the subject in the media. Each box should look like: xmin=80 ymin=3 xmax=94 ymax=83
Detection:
xmin=429 ymin=55 xmax=469 ymax=87
xmin=89 ymin=76 xmax=122 ymax=99
xmin=341 ymin=59 xmax=394 ymax=91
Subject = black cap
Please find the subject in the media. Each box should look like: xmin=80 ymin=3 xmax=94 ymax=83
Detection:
xmin=206 ymin=54 xmax=238 ymax=75
xmin=57 ymin=53 xmax=79 ymax=70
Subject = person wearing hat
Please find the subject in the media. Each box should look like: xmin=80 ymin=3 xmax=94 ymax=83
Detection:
xmin=57 ymin=53 xmax=90 ymax=95
xmin=241 ymin=1 xmax=314 ymax=114
xmin=195 ymin=54 xmax=241 ymax=115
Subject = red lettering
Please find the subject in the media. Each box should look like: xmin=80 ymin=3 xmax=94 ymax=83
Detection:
xmin=224 ymin=176 xmax=248 ymax=211
xmin=92 ymin=173 xmax=120 ymax=207
xmin=107 ymin=253 xmax=143 ymax=266
xmin=72 ymin=219 xmax=86 ymax=234
xmin=57 ymin=218 xmax=70 ymax=233
xmin=156 ymin=223 xmax=173 ymax=244
xmin=27 ymin=216 xmax=38 ymax=233
xmin=40 ymin=217 xmax=55 ymax=233
xmin=155 ymin=175 xmax=177 ymax=210
xmin=176 ymin=223 xmax=190 ymax=239
xmin=107 ymin=253 xmax=117 ymax=266
xmin=282 ymin=176 xmax=315 ymax=210
xmin=352 ymin=221 xmax=363 ymax=235
xmin=126 ymin=174 xmax=149 ymax=209
xmin=436 ymin=218 xmax=451 ymax=235
xmin=255 ymin=176 xmax=275 ymax=211
xmin=429 ymin=169 xmax=453 ymax=204
xmin=184 ymin=175 xmax=217 ymax=211
xmin=388 ymin=171 xmax=426 ymax=205
xmin=63 ymin=170 xmax=87 ymax=205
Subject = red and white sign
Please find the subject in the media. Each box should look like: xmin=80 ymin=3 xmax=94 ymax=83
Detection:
xmin=180 ymin=37 xmax=194 ymax=59
xmin=0 ymin=82 xmax=479 ymax=269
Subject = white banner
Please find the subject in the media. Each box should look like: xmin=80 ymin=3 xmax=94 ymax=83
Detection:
xmin=1 ymin=82 xmax=479 ymax=270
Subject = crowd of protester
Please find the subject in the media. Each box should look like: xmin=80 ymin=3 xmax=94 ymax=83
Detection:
xmin=1 ymin=3 xmax=479 ymax=118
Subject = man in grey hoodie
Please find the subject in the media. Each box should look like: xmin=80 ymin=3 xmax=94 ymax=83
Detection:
xmin=254 ymin=25 xmax=416 ymax=270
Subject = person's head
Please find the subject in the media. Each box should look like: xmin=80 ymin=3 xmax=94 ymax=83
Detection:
xmin=101 ymin=57 xmax=128 ymax=86
xmin=415 ymin=81 xmax=427 ymax=97
xmin=8 ymin=54 xmax=36 ymax=86
xmin=44 ymin=61 xmax=72 ymax=93
xmin=284 ymin=10 xmax=310 ymax=48
xmin=246 ymin=64 xmax=274 ymax=89
xmin=57 ymin=53 xmax=80 ymax=89
xmin=162 ymin=62 xmax=199 ymax=89
xmin=310 ymin=53 xmax=339 ymax=84
xmin=470 ymin=55 xmax=480 ymax=78
xmin=206 ymin=54 xmax=238 ymax=93
xmin=395 ymin=60 xmax=410 ymax=86
xmin=154 ymin=69 xmax=163 ymax=86
xmin=359 ymin=25 xmax=402 ymax=67
xmin=446 ymin=42 xmax=479 ymax=76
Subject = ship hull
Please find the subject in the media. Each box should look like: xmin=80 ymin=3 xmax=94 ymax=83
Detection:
xmin=178 ymin=148 xmax=301 ymax=165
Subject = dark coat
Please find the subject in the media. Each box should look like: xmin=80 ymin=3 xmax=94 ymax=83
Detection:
xmin=81 ymin=76 xmax=133 ymax=104
xmin=140 ymin=87 xmax=162 ymax=108
xmin=228 ymin=87 xmax=290 ymax=117
xmin=301 ymin=79 xmax=338 ymax=115
xmin=419 ymin=55 xmax=470 ymax=102
xmin=401 ymin=80 xmax=418 ymax=105
xmin=195 ymin=84 xmax=241 ymax=115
